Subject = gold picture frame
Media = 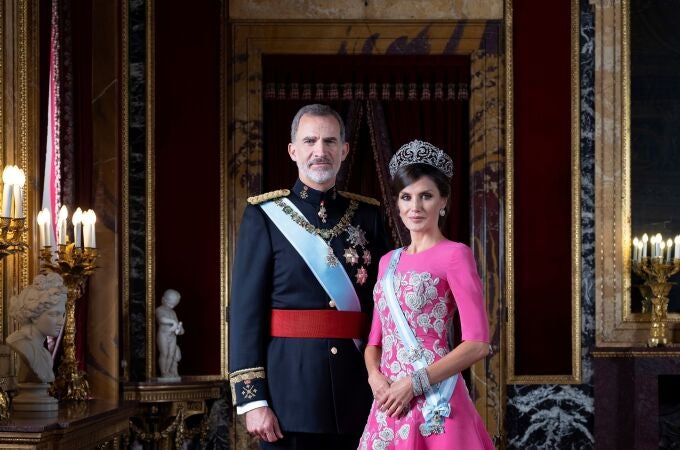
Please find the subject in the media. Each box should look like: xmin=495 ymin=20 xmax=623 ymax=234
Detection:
xmin=225 ymin=18 xmax=505 ymax=442
xmin=505 ymin=0 xmax=582 ymax=384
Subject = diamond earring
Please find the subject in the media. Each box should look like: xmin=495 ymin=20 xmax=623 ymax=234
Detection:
xmin=439 ymin=209 xmax=446 ymax=217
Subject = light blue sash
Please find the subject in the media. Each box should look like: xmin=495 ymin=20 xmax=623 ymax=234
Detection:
xmin=383 ymin=247 xmax=458 ymax=436
xmin=260 ymin=198 xmax=362 ymax=350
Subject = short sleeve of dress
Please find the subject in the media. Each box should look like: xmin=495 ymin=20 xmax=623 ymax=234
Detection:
xmin=367 ymin=307 xmax=382 ymax=346
xmin=446 ymin=244 xmax=490 ymax=343
xmin=366 ymin=252 xmax=392 ymax=346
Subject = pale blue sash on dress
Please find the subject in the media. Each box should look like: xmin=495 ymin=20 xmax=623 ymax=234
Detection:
xmin=383 ymin=247 xmax=458 ymax=436
xmin=260 ymin=198 xmax=362 ymax=350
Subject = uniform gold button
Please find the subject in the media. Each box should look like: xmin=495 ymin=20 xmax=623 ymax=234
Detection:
xmin=330 ymin=346 xmax=338 ymax=355
xmin=328 ymin=300 xmax=337 ymax=308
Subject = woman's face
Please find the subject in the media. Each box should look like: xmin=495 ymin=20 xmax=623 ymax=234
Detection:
xmin=397 ymin=176 xmax=447 ymax=234
xmin=34 ymin=302 xmax=66 ymax=338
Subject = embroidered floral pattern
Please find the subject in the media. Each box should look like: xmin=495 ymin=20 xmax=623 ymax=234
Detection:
xmin=360 ymin=270 xmax=456 ymax=447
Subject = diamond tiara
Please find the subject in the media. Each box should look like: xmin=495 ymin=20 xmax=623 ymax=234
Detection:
xmin=388 ymin=140 xmax=454 ymax=179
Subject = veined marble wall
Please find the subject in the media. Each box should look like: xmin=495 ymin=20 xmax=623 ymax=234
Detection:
xmin=127 ymin=0 xmax=148 ymax=382
xmin=229 ymin=0 xmax=502 ymax=20
xmin=505 ymin=1 xmax=596 ymax=448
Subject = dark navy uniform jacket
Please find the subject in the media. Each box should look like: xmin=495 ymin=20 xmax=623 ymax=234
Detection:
xmin=229 ymin=179 xmax=391 ymax=434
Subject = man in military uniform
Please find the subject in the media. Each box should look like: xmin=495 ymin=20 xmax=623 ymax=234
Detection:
xmin=229 ymin=104 xmax=390 ymax=450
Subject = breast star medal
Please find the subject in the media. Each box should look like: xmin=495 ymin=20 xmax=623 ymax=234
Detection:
xmin=355 ymin=266 xmax=368 ymax=285
xmin=362 ymin=249 xmax=372 ymax=266
xmin=343 ymin=247 xmax=359 ymax=265
xmin=346 ymin=225 xmax=368 ymax=247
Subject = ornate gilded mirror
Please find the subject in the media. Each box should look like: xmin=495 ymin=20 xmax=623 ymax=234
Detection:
xmin=628 ymin=0 xmax=680 ymax=318
xmin=594 ymin=0 xmax=680 ymax=345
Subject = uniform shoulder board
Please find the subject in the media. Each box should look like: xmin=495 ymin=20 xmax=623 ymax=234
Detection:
xmin=247 ymin=189 xmax=290 ymax=205
xmin=338 ymin=191 xmax=381 ymax=206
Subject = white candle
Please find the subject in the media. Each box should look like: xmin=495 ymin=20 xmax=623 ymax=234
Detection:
xmin=1 ymin=166 xmax=13 ymax=218
xmin=43 ymin=208 xmax=51 ymax=247
xmin=638 ymin=241 xmax=644 ymax=262
xmin=72 ymin=207 xmax=83 ymax=247
xmin=675 ymin=236 xmax=680 ymax=260
xmin=667 ymin=239 xmax=673 ymax=263
xmin=633 ymin=237 xmax=639 ymax=262
xmin=12 ymin=168 xmax=24 ymax=218
xmin=82 ymin=210 xmax=92 ymax=248
xmin=36 ymin=210 xmax=46 ymax=247
xmin=89 ymin=210 xmax=96 ymax=248
xmin=642 ymin=234 xmax=649 ymax=258
xmin=57 ymin=205 xmax=68 ymax=245
xmin=656 ymin=233 xmax=662 ymax=258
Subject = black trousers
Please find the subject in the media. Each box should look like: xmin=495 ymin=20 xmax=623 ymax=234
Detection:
xmin=260 ymin=432 xmax=362 ymax=450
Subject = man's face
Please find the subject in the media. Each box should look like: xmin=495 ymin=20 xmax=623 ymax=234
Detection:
xmin=288 ymin=114 xmax=349 ymax=191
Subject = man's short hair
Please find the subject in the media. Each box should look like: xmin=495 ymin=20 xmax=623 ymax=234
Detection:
xmin=290 ymin=104 xmax=346 ymax=144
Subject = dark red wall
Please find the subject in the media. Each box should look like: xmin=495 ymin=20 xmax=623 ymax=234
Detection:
xmin=154 ymin=0 xmax=222 ymax=375
xmin=513 ymin=0 xmax=573 ymax=375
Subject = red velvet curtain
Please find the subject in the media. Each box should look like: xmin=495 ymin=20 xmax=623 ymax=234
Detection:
xmin=262 ymin=55 xmax=470 ymax=246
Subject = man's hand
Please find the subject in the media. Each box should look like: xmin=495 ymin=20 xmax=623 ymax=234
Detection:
xmin=245 ymin=407 xmax=284 ymax=442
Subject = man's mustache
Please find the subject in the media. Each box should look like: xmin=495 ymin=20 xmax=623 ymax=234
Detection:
xmin=308 ymin=157 xmax=332 ymax=167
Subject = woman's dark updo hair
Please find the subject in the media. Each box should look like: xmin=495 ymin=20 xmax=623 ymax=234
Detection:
xmin=391 ymin=163 xmax=451 ymax=227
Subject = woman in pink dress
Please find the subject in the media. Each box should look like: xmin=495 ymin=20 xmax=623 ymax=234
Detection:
xmin=358 ymin=140 xmax=494 ymax=450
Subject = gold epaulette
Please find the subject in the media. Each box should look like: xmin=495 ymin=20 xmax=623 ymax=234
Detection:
xmin=247 ymin=189 xmax=290 ymax=205
xmin=338 ymin=191 xmax=381 ymax=206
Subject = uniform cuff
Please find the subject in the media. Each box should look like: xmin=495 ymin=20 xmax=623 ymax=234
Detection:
xmin=229 ymin=367 xmax=268 ymax=406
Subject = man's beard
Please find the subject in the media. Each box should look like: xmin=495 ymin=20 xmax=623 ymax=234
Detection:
xmin=298 ymin=158 xmax=337 ymax=185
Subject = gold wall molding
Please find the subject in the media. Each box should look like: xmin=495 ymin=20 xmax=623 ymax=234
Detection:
xmin=505 ymin=0 xmax=582 ymax=384
xmin=226 ymin=19 xmax=504 ymax=444
xmin=145 ymin=0 xmax=156 ymax=380
xmin=591 ymin=0 xmax=676 ymax=345
xmin=0 ymin=0 xmax=38 ymax=341
xmin=229 ymin=0 xmax=502 ymax=20
xmin=121 ymin=0 xmax=131 ymax=384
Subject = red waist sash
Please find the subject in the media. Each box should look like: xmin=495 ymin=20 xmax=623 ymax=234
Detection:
xmin=270 ymin=309 xmax=369 ymax=339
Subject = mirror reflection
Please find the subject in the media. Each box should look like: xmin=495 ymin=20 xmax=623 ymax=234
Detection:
xmin=630 ymin=0 xmax=680 ymax=313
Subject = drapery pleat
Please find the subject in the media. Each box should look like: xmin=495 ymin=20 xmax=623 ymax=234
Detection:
xmin=365 ymin=100 xmax=408 ymax=247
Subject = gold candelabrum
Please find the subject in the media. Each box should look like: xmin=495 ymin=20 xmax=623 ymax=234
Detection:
xmin=0 ymin=217 xmax=27 ymax=256
xmin=632 ymin=256 xmax=680 ymax=347
xmin=40 ymin=243 xmax=98 ymax=400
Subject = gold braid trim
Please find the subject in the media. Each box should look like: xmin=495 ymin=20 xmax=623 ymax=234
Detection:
xmin=229 ymin=367 xmax=266 ymax=404
xmin=338 ymin=191 xmax=381 ymax=206
xmin=229 ymin=366 xmax=266 ymax=380
xmin=247 ymin=189 xmax=290 ymax=205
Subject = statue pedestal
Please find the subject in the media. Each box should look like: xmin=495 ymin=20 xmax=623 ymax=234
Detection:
xmin=12 ymin=383 xmax=58 ymax=416
xmin=124 ymin=379 xmax=222 ymax=448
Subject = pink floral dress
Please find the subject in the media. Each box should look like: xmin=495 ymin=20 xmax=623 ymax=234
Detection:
xmin=358 ymin=240 xmax=495 ymax=450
